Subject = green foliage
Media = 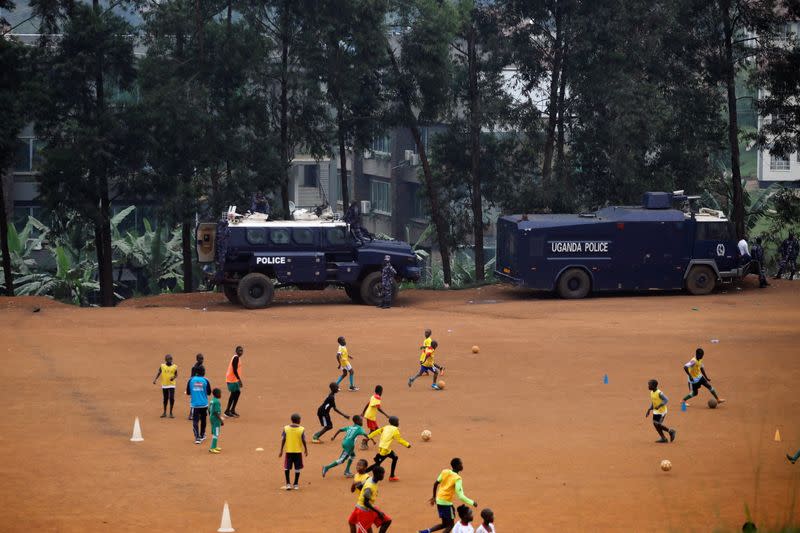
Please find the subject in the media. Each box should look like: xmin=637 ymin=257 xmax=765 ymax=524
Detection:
xmin=14 ymin=244 xmax=100 ymax=306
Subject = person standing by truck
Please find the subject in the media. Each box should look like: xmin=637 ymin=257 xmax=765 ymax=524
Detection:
xmin=775 ymin=233 xmax=798 ymax=280
xmin=224 ymin=346 xmax=244 ymax=417
xmin=751 ymin=237 xmax=769 ymax=288
xmin=380 ymin=256 xmax=397 ymax=309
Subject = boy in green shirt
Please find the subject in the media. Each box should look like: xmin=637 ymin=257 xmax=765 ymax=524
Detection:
xmin=209 ymin=388 xmax=224 ymax=453
xmin=322 ymin=415 xmax=373 ymax=477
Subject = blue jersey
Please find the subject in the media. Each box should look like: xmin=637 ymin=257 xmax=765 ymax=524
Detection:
xmin=186 ymin=376 xmax=210 ymax=408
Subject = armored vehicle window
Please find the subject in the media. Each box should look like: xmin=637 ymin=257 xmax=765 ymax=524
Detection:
xmin=246 ymin=228 xmax=268 ymax=245
xmin=270 ymin=228 xmax=290 ymax=245
xmin=292 ymin=228 xmax=314 ymax=245
xmin=326 ymin=227 xmax=348 ymax=245
xmin=529 ymin=237 xmax=544 ymax=257
xmin=696 ymin=222 xmax=735 ymax=241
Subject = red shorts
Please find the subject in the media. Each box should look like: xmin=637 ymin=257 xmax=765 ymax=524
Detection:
xmin=366 ymin=419 xmax=379 ymax=432
xmin=348 ymin=507 xmax=390 ymax=529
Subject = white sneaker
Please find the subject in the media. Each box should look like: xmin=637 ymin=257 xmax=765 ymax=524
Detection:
xmin=284 ymin=484 xmax=292 ymax=490
xmin=293 ymin=484 xmax=299 ymax=490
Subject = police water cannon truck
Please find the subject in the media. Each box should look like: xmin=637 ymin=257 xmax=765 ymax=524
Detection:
xmin=495 ymin=192 xmax=751 ymax=298
xmin=196 ymin=207 xmax=421 ymax=309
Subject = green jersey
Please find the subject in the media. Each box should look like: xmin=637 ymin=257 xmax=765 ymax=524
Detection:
xmin=210 ymin=397 xmax=222 ymax=424
xmin=340 ymin=424 xmax=368 ymax=451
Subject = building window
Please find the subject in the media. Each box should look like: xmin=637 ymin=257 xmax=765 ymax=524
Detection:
xmin=12 ymin=205 xmax=43 ymax=230
xmin=370 ymin=179 xmax=391 ymax=214
xmin=770 ymin=153 xmax=790 ymax=171
xmin=370 ymin=135 xmax=390 ymax=154
xmin=302 ymin=165 xmax=319 ymax=188
xmin=13 ymin=137 xmax=43 ymax=173
xmin=411 ymin=184 xmax=428 ymax=220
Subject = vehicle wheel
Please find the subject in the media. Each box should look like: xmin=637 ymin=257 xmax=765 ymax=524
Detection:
xmin=557 ymin=268 xmax=591 ymax=299
xmin=360 ymin=271 xmax=395 ymax=306
xmin=237 ymin=273 xmax=275 ymax=309
xmin=685 ymin=265 xmax=716 ymax=295
xmin=223 ymin=285 xmax=240 ymax=305
xmin=344 ymin=283 xmax=363 ymax=303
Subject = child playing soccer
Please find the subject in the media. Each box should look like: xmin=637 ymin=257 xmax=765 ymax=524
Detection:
xmin=348 ymin=465 xmax=392 ymax=533
xmin=419 ymin=458 xmax=477 ymax=533
xmin=475 ymin=509 xmax=495 ymax=533
xmin=335 ymin=337 xmax=359 ymax=392
xmin=788 ymin=447 xmax=800 ymax=464
xmin=279 ymin=413 xmax=308 ymax=490
xmin=313 ymin=383 xmax=350 ymax=443
xmin=351 ymin=459 xmax=370 ymax=490
xmin=408 ymin=340 xmax=444 ymax=390
xmin=646 ymin=379 xmax=677 ymax=443
xmin=451 ymin=505 xmax=474 ymax=533
xmin=323 ymin=415 xmax=373 ymax=477
xmin=421 ymin=329 xmax=432 ymax=352
xmin=209 ymin=388 xmax=224 ymax=453
xmin=186 ymin=366 xmax=211 ymax=444
xmin=366 ymin=416 xmax=411 ymax=482
xmin=360 ymin=385 xmax=390 ymax=450
xmin=681 ymin=348 xmax=726 ymax=407
xmin=188 ymin=353 xmax=204 ymax=419
xmin=152 ymin=354 xmax=178 ymax=418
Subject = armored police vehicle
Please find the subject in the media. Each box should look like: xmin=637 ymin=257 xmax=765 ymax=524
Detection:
xmin=495 ymin=192 xmax=749 ymax=298
xmin=196 ymin=211 xmax=420 ymax=309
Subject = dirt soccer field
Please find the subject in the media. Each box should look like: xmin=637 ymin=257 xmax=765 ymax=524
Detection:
xmin=1 ymin=279 xmax=799 ymax=533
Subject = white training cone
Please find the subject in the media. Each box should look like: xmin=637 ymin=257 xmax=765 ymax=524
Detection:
xmin=130 ymin=417 xmax=144 ymax=442
xmin=217 ymin=501 xmax=234 ymax=532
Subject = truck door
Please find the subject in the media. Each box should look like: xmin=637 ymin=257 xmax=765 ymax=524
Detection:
xmin=638 ymin=221 xmax=686 ymax=290
xmin=323 ymin=226 xmax=360 ymax=283
xmin=693 ymin=221 xmax=737 ymax=272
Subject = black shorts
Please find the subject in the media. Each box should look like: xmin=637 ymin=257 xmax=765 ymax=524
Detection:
xmin=283 ymin=452 xmax=303 ymax=470
xmin=652 ymin=413 xmax=666 ymax=424
xmin=689 ymin=376 xmax=711 ymax=394
xmin=317 ymin=412 xmax=332 ymax=428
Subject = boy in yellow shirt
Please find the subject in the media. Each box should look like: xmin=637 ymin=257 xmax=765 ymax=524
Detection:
xmin=350 ymin=458 xmax=370 ymax=491
xmin=360 ymin=385 xmax=390 ymax=449
xmin=681 ymin=348 xmax=725 ymax=407
xmin=335 ymin=336 xmax=358 ymax=392
xmin=152 ymin=354 xmax=178 ymax=418
xmin=646 ymin=379 xmax=676 ymax=443
xmin=419 ymin=457 xmax=477 ymax=533
xmin=366 ymin=416 xmax=411 ymax=482
xmin=408 ymin=340 xmax=443 ymax=390
xmin=279 ymin=413 xmax=308 ymax=490
xmin=348 ymin=465 xmax=392 ymax=533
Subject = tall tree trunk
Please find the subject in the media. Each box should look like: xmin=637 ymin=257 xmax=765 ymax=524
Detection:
xmin=386 ymin=45 xmax=452 ymax=284
xmin=467 ymin=24 xmax=484 ymax=281
xmin=555 ymin=36 xmax=569 ymax=189
xmin=721 ymin=1 xmax=745 ymax=239
xmin=337 ymin=110 xmax=349 ymax=208
xmin=0 ymin=178 xmax=13 ymax=295
xmin=182 ymin=218 xmax=193 ymax=293
xmin=94 ymin=0 xmax=114 ymax=307
xmin=280 ymin=13 xmax=290 ymax=216
xmin=542 ymin=3 xmax=563 ymax=186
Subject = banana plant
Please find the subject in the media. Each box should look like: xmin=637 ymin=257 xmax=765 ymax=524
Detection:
xmin=14 ymin=245 xmax=100 ymax=306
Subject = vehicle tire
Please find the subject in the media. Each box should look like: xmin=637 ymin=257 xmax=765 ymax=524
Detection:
xmin=360 ymin=271 xmax=395 ymax=306
xmin=223 ymin=285 xmax=240 ymax=305
xmin=685 ymin=265 xmax=716 ymax=296
xmin=557 ymin=268 xmax=591 ymax=299
xmin=344 ymin=283 xmax=363 ymax=303
xmin=237 ymin=273 xmax=275 ymax=309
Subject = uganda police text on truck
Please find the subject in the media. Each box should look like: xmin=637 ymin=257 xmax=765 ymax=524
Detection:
xmin=196 ymin=211 xmax=421 ymax=309
xmin=494 ymin=192 xmax=751 ymax=299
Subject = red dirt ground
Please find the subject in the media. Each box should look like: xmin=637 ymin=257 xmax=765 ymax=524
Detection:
xmin=1 ymin=280 xmax=799 ymax=532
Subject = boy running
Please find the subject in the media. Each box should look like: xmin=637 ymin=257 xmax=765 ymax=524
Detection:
xmin=366 ymin=416 xmax=411 ymax=481
xmin=313 ymin=382 xmax=350 ymax=443
xmin=209 ymin=388 xmax=224 ymax=453
xmin=419 ymin=458 xmax=477 ymax=533
xmin=152 ymin=354 xmax=178 ymax=418
xmin=475 ymin=509 xmax=495 ymax=533
xmin=336 ymin=337 xmax=359 ymax=392
xmin=279 ymin=413 xmax=308 ymax=490
xmin=646 ymin=379 xmax=677 ymax=443
xmin=323 ymin=415 xmax=372 ymax=477
xmin=360 ymin=385 xmax=390 ymax=450
xmin=409 ymin=340 xmax=443 ymax=390
xmin=188 ymin=353 xmax=204 ymax=419
xmin=348 ymin=465 xmax=392 ymax=533
xmin=187 ymin=367 xmax=211 ymax=444
xmin=682 ymin=348 xmax=726 ymax=406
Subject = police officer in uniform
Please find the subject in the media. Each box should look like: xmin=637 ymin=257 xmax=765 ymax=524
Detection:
xmin=750 ymin=237 xmax=769 ymax=288
xmin=380 ymin=255 xmax=397 ymax=309
xmin=775 ymin=233 xmax=799 ymax=280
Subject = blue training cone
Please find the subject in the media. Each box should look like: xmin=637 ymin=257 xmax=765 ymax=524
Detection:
xmin=603 ymin=374 xmax=609 ymax=384
xmin=681 ymin=401 xmax=687 ymax=412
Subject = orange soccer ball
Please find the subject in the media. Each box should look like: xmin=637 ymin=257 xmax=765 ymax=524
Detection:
xmin=471 ymin=345 xmax=480 ymax=354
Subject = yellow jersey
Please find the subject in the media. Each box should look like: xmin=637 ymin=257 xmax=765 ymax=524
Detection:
xmin=650 ymin=389 xmax=667 ymax=415
xmin=283 ymin=425 xmax=305 ymax=453
xmin=160 ymin=363 xmax=178 ymax=387
xmin=368 ymin=424 xmax=410 ymax=456
xmin=357 ymin=477 xmax=379 ymax=508
xmin=364 ymin=394 xmax=381 ymax=421
xmin=353 ymin=472 xmax=370 ymax=501
xmin=435 ymin=469 xmax=461 ymax=503
xmin=420 ymin=347 xmax=435 ymax=367
xmin=419 ymin=336 xmax=432 ymax=358
xmin=686 ymin=357 xmax=703 ymax=381
xmin=338 ymin=345 xmax=350 ymax=366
